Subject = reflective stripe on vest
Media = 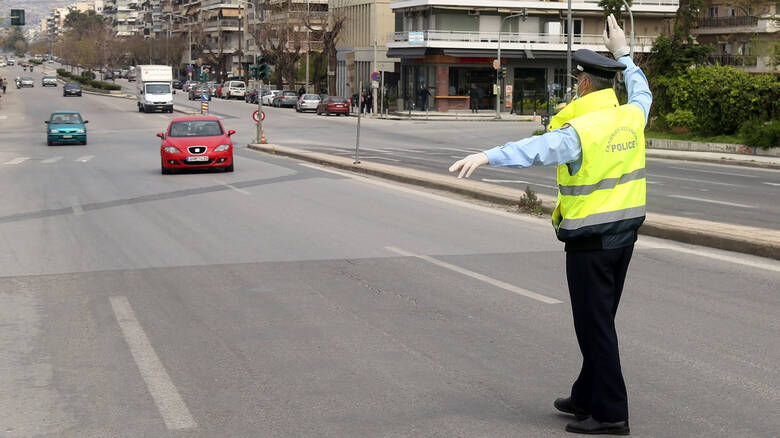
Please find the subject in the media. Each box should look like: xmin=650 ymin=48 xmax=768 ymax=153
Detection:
xmin=551 ymin=89 xmax=646 ymax=242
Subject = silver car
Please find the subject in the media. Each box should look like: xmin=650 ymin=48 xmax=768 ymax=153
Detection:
xmin=296 ymin=94 xmax=321 ymax=113
xmin=19 ymin=76 xmax=34 ymax=88
xmin=273 ymin=90 xmax=299 ymax=108
xmin=42 ymin=75 xmax=58 ymax=87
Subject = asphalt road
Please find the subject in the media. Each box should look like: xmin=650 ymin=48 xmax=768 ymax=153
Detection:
xmin=137 ymin=77 xmax=779 ymax=231
xmin=0 ymin=64 xmax=778 ymax=437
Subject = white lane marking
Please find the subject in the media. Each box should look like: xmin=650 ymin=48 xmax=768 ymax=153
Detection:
xmin=482 ymin=178 xmax=558 ymax=190
xmin=214 ymin=179 xmax=249 ymax=195
xmin=0 ymin=115 xmax=8 ymax=120
xmin=666 ymin=195 xmax=756 ymax=209
xmin=110 ymin=296 xmax=198 ymax=430
xmin=648 ymin=173 xmax=741 ymax=187
xmin=637 ymin=239 xmax=780 ymax=273
xmin=296 ymin=162 xmax=777 ymax=270
xmin=764 ymin=182 xmax=780 ymax=187
xmin=42 ymin=156 xmax=64 ymax=164
xmin=385 ymin=246 xmax=563 ymax=304
xmin=70 ymin=197 xmax=84 ymax=216
xmin=666 ymin=166 xmax=760 ymax=178
xmin=4 ymin=157 xmax=29 ymax=165
xmin=359 ymin=156 xmax=401 ymax=162
xmin=76 ymin=155 xmax=94 ymax=163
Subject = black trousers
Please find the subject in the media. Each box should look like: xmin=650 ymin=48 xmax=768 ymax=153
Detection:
xmin=566 ymin=245 xmax=633 ymax=422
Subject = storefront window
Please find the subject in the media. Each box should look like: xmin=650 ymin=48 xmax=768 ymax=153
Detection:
xmin=513 ymin=68 xmax=547 ymax=115
xmin=448 ymin=66 xmax=494 ymax=108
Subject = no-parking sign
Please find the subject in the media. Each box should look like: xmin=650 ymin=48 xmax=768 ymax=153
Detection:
xmin=252 ymin=110 xmax=265 ymax=122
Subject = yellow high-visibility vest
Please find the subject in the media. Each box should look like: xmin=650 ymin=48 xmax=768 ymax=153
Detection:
xmin=550 ymin=89 xmax=646 ymax=242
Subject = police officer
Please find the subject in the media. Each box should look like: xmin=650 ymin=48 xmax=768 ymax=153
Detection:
xmin=449 ymin=14 xmax=651 ymax=435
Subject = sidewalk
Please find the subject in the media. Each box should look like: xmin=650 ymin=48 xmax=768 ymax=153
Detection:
xmin=646 ymin=149 xmax=780 ymax=170
xmin=247 ymin=142 xmax=780 ymax=260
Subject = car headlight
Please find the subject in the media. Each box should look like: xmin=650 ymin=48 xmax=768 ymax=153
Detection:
xmin=215 ymin=144 xmax=231 ymax=152
xmin=163 ymin=146 xmax=181 ymax=153
xmin=49 ymin=129 xmax=59 ymax=133
xmin=76 ymin=129 xmax=85 ymax=133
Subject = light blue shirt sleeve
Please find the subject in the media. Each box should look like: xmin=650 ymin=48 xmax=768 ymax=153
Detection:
xmin=484 ymin=56 xmax=652 ymax=175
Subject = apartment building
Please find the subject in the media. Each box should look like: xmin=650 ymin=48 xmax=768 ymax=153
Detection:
xmin=330 ymin=0 xmax=398 ymax=98
xmin=46 ymin=1 xmax=102 ymax=41
xmin=388 ymin=0 xmax=678 ymax=112
xmin=693 ymin=1 xmax=779 ymax=74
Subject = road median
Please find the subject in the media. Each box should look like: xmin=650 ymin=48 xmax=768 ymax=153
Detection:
xmin=247 ymin=143 xmax=779 ymax=260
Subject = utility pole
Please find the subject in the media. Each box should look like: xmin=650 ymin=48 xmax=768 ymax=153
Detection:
xmin=495 ymin=9 xmax=527 ymax=120
xmin=305 ymin=0 xmax=310 ymax=92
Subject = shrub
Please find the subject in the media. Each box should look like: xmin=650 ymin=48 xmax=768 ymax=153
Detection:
xmin=57 ymin=68 xmax=71 ymax=77
xmin=664 ymin=65 xmax=780 ymax=136
xmin=665 ymin=109 xmax=697 ymax=130
xmin=739 ymin=119 xmax=780 ymax=150
xmin=81 ymin=71 xmax=96 ymax=80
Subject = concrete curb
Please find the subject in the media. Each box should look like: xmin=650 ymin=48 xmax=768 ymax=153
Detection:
xmin=645 ymin=150 xmax=780 ymax=170
xmin=248 ymin=143 xmax=780 ymax=260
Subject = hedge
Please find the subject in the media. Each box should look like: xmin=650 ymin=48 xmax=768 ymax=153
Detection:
xmin=739 ymin=119 xmax=780 ymax=150
xmin=660 ymin=65 xmax=780 ymax=136
xmin=56 ymin=69 xmax=121 ymax=90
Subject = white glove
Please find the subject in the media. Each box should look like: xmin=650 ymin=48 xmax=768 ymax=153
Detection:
xmin=449 ymin=153 xmax=489 ymax=179
xmin=603 ymin=13 xmax=630 ymax=59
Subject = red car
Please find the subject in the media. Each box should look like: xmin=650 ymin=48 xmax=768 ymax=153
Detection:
xmin=158 ymin=116 xmax=235 ymax=174
xmin=316 ymin=96 xmax=350 ymax=116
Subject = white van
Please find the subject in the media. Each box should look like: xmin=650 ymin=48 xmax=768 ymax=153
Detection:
xmin=222 ymin=80 xmax=246 ymax=100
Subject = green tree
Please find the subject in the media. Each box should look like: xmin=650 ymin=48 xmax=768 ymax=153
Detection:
xmin=598 ymin=0 xmax=632 ymax=22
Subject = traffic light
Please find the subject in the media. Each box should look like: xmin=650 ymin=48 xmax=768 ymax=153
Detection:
xmin=498 ymin=66 xmax=507 ymax=80
xmin=256 ymin=56 xmax=269 ymax=80
xmin=10 ymin=9 xmax=25 ymax=26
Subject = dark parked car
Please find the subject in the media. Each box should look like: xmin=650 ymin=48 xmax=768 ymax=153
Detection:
xmin=245 ymin=88 xmax=259 ymax=104
xmin=272 ymin=90 xmax=299 ymax=108
xmin=63 ymin=82 xmax=82 ymax=96
xmin=172 ymin=79 xmax=183 ymax=90
xmin=188 ymin=84 xmax=211 ymax=101
xmin=316 ymin=96 xmax=350 ymax=116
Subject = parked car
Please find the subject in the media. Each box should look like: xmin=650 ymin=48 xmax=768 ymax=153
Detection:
xmin=188 ymin=84 xmax=211 ymax=101
xmin=273 ymin=90 xmax=299 ymax=108
xmin=63 ymin=82 xmax=82 ymax=96
xmin=127 ymin=71 xmax=136 ymax=82
xmin=45 ymin=111 xmax=88 ymax=146
xmin=296 ymin=94 xmax=321 ymax=113
xmin=42 ymin=75 xmax=58 ymax=87
xmin=158 ymin=116 xmax=235 ymax=174
xmin=261 ymin=90 xmax=281 ymax=105
xmin=182 ymin=80 xmax=196 ymax=92
xmin=245 ymin=88 xmax=259 ymax=104
xmin=221 ymin=80 xmax=246 ymax=99
xmin=172 ymin=79 xmax=183 ymax=89
xmin=316 ymin=96 xmax=350 ymax=116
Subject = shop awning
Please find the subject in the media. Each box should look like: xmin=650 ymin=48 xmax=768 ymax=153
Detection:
xmin=386 ymin=47 xmax=428 ymax=58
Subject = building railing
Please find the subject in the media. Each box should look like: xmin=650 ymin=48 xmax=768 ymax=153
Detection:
xmin=707 ymin=54 xmax=758 ymax=67
xmin=389 ymin=30 xmax=656 ymax=49
xmin=391 ymin=0 xmax=679 ymax=5
xmin=698 ymin=16 xmax=759 ymax=28
xmin=205 ymin=19 xmax=240 ymax=29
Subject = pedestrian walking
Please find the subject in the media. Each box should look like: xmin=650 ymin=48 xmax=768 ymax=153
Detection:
xmin=468 ymin=83 xmax=480 ymax=113
xmin=0 ymin=77 xmax=6 ymax=94
xmin=351 ymin=92 xmax=359 ymax=111
xmin=364 ymin=90 xmax=373 ymax=114
xmin=449 ymin=15 xmax=650 ymax=436
xmin=298 ymin=86 xmax=306 ymax=98
xmin=419 ymin=86 xmax=431 ymax=111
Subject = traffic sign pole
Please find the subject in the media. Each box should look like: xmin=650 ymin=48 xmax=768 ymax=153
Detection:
xmin=257 ymin=79 xmax=266 ymax=144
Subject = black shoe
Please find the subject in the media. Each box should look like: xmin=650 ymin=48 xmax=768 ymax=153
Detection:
xmin=554 ymin=397 xmax=590 ymax=420
xmin=565 ymin=417 xmax=630 ymax=435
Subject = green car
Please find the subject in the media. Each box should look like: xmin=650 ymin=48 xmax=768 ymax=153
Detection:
xmin=45 ymin=111 xmax=88 ymax=145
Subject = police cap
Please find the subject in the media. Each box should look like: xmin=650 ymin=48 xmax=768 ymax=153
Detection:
xmin=572 ymin=49 xmax=626 ymax=79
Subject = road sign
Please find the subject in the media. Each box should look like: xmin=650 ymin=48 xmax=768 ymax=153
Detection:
xmin=252 ymin=110 xmax=265 ymax=122
xmin=187 ymin=64 xmax=194 ymax=72
xmin=200 ymin=93 xmax=210 ymax=102
xmin=371 ymin=71 xmax=380 ymax=82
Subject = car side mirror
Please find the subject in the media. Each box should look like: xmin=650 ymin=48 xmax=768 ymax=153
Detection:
xmin=83 ymin=120 xmax=89 ymax=123
xmin=227 ymin=129 xmax=236 ymax=136
xmin=173 ymin=90 xmax=176 ymax=94
xmin=156 ymin=132 xmax=165 ymax=139
xmin=44 ymin=121 xmax=49 ymax=124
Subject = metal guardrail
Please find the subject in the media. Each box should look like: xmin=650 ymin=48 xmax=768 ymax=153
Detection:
xmin=389 ymin=30 xmax=656 ymax=48
xmin=698 ymin=16 xmax=759 ymax=28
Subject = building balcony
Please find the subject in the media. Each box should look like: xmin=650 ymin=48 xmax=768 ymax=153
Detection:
xmin=204 ymin=19 xmax=240 ymax=31
xmin=390 ymin=0 xmax=678 ymax=14
xmin=693 ymin=16 xmax=776 ymax=35
xmin=388 ymin=30 xmax=658 ymax=54
xmin=707 ymin=54 xmax=757 ymax=67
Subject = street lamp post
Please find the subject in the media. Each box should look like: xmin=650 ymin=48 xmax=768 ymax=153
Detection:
xmin=495 ymin=10 xmax=527 ymax=119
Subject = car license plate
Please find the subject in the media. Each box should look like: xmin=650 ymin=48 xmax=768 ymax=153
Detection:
xmin=186 ymin=156 xmax=209 ymax=162
xmin=62 ymin=135 xmax=73 ymax=138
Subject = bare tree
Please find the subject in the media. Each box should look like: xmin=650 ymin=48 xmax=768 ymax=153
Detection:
xmin=304 ymin=8 xmax=345 ymax=94
xmin=190 ymin=21 xmax=231 ymax=82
